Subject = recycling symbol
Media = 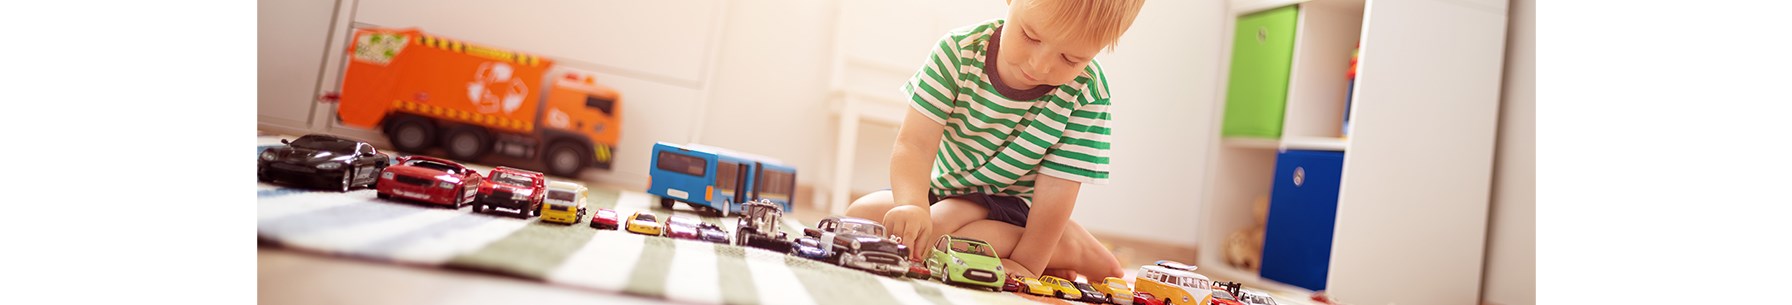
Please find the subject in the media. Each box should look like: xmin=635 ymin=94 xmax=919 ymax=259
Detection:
xmin=468 ymin=62 xmax=528 ymax=114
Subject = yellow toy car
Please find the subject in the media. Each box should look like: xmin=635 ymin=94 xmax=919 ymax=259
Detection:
xmin=625 ymin=211 xmax=663 ymax=236
xmin=1017 ymin=276 xmax=1054 ymax=296
xmin=1096 ymin=277 xmax=1135 ymax=305
xmin=1038 ymin=275 xmax=1083 ymax=300
xmin=538 ymin=181 xmax=589 ymax=225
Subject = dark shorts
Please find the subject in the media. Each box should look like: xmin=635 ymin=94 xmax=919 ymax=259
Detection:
xmin=928 ymin=192 xmax=1031 ymax=228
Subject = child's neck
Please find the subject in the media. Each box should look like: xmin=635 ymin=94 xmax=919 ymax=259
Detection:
xmin=985 ymin=25 xmax=1056 ymax=101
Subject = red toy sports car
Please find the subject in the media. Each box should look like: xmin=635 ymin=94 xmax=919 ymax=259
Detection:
xmin=473 ymin=167 xmax=547 ymax=218
xmin=1133 ymin=291 xmax=1165 ymax=305
xmin=376 ymin=156 xmax=483 ymax=208
xmin=589 ymin=208 xmax=620 ymax=230
xmin=906 ymin=260 xmax=932 ymax=280
xmin=1001 ymin=273 xmax=1023 ymax=292
xmin=1209 ymin=289 xmax=1245 ymax=305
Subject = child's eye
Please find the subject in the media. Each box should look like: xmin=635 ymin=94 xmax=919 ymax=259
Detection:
xmin=1062 ymin=55 xmax=1078 ymax=64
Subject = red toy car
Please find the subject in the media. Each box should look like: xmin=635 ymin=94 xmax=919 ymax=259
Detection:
xmin=473 ymin=167 xmax=547 ymax=217
xmin=589 ymin=208 xmax=620 ymax=230
xmin=376 ymin=155 xmax=483 ymax=208
xmin=1001 ymin=273 xmax=1023 ymax=292
xmin=906 ymin=260 xmax=932 ymax=280
xmin=1133 ymin=291 xmax=1165 ymax=305
xmin=1209 ymin=289 xmax=1245 ymax=305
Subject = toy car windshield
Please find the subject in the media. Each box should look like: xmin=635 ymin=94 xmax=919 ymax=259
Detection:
xmin=547 ymin=190 xmax=576 ymax=201
xmin=839 ymin=222 xmax=884 ymax=236
xmin=637 ymin=214 xmax=658 ymax=222
xmin=406 ymin=160 xmax=460 ymax=172
xmin=949 ymin=240 xmax=996 ymax=257
xmin=494 ymin=173 xmax=535 ymax=185
xmin=289 ymin=136 xmax=358 ymax=152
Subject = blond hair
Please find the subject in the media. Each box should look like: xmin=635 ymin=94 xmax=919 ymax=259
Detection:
xmin=1023 ymin=0 xmax=1147 ymax=52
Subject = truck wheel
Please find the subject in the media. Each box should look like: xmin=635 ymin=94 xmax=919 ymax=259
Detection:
xmin=442 ymin=127 xmax=491 ymax=161
xmin=660 ymin=197 xmax=675 ymax=210
xmin=543 ymin=142 xmax=586 ymax=178
xmin=388 ymin=117 xmax=436 ymax=153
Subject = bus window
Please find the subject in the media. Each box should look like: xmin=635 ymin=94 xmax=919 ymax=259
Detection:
xmin=657 ymin=151 xmax=707 ymax=176
xmin=717 ymin=161 xmax=740 ymax=196
xmin=756 ymin=168 xmax=793 ymax=202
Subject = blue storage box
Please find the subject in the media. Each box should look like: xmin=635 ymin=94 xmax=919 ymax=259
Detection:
xmin=1260 ymin=149 xmax=1345 ymax=291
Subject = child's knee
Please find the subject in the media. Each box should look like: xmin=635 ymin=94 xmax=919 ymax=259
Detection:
xmin=844 ymin=190 xmax=895 ymax=219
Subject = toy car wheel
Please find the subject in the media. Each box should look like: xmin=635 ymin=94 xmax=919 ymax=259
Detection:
xmin=338 ymin=170 xmax=354 ymax=192
xmin=377 ymin=192 xmax=390 ymax=200
xmin=719 ymin=200 xmax=731 ymax=217
xmin=450 ymin=187 xmax=464 ymax=209
xmin=660 ymin=197 xmax=675 ymax=210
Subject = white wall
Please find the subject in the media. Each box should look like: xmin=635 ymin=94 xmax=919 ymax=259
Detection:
xmin=1071 ymin=0 xmax=1230 ymax=245
xmin=257 ymin=0 xmax=338 ymax=129
xmin=1483 ymin=0 xmax=1533 ymax=303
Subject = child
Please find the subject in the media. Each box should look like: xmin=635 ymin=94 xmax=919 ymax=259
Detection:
xmin=844 ymin=0 xmax=1145 ymax=281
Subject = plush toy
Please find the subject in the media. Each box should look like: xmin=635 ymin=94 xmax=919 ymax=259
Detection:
xmin=1224 ymin=195 xmax=1270 ymax=270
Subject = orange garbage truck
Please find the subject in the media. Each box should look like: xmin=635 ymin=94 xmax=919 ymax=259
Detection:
xmin=335 ymin=28 xmax=620 ymax=177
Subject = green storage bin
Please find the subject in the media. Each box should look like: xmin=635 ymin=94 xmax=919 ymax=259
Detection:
xmin=1222 ymin=6 xmax=1300 ymax=138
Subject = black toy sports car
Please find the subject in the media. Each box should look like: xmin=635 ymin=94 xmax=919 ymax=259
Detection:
xmin=259 ymin=134 xmax=391 ymax=192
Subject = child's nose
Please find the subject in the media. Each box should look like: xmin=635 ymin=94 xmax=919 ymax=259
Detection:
xmin=1026 ymin=52 xmax=1054 ymax=76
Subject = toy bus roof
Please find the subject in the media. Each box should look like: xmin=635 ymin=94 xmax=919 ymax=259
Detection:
xmin=547 ymin=180 xmax=585 ymax=191
xmin=1139 ymin=264 xmax=1211 ymax=280
xmin=658 ymin=142 xmax=790 ymax=165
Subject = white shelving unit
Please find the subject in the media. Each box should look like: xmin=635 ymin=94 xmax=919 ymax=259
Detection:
xmin=1196 ymin=0 xmax=1509 ymax=304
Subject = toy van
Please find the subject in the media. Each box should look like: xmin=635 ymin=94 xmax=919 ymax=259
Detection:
xmin=539 ymin=181 xmax=589 ymax=224
xmin=1132 ymin=261 xmax=1214 ymax=305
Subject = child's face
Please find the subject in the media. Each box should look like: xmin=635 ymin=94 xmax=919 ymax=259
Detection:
xmin=996 ymin=0 xmax=1109 ymax=91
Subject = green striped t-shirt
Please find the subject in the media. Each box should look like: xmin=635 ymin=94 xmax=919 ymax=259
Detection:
xmin=901 ymin=19 xmax=1113 ymax=203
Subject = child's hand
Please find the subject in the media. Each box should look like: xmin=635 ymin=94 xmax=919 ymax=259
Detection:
xmin=883 ymin=205 xmax=931 ymax=261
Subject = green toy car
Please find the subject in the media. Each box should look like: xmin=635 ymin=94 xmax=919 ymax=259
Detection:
xmin=923 ymin=235 xmax=1006 ymax=291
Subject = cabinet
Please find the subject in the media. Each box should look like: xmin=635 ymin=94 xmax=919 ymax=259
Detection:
xmin=1221 ymin=6 xmax=1300 ymax=138
xmin=1196 ymin=0 xmax=1509 ymax=303
xmin=1259 ymin=149 xmax=1344 ymax=291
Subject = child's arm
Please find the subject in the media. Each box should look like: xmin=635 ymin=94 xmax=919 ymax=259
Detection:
xmin=1007 ymin=174 xmax=1082 ymax=275
xmin=887 ymin=107 xmax=947 ymax=259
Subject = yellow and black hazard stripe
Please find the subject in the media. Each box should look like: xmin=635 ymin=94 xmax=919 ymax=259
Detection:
xmin=593 ymin=143 xmax=612 ymax=162
xmin=390 ymin=100 xmax=534 ymax=131
xmin=414 ymin=35 xmax=544 ymax=67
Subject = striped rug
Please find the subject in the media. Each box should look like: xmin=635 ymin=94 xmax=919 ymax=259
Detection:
xmin=256 ymin=181 xmax=1085 ymax=305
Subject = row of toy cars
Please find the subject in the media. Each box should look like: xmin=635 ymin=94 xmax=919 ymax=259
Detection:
xmin=259 ymin=134 xmax=584 ymax=222
xmin=260 ymin=135 xmax=1283 ymax=305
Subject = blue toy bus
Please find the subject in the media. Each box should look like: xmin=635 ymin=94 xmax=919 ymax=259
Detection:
xmin=647 ymin=142 xmax=797 ymax=216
